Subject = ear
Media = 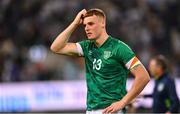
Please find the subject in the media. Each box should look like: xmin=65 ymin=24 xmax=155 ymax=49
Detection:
xmin=101 ymin=19 xmax=106 ymax=28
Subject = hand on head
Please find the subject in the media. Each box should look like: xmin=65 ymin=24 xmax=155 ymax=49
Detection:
xmin=73 ymin=9 xmax=87 ymax=25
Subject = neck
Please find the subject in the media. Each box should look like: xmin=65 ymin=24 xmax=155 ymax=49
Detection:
xmin=155 ymin=71 xmax=164 ymax=79
xmin=95 ymin=31 xmax=109 ymax=47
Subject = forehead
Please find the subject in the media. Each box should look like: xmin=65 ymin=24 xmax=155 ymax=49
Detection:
xmin=83 ymin=15 xmax=100 ymax=24
xmin=150 ymin=59 xmax=157 ymax=65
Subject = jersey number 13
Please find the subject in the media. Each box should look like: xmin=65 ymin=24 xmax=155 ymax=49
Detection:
xmin=93 ymin=59 xmax=102 ymax=70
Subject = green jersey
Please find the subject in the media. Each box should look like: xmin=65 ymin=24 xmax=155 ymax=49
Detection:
xmin=77 ymin=36 xmax=135 ymax=110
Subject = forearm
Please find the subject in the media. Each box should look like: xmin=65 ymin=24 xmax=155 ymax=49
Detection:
xmin=50 ymin=22 xmax=78 ymax=52
xmin=121 ymin=68 xmax=150 ymax=106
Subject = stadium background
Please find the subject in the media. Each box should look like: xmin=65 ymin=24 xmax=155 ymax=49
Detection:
xmin=0 ymin=0 xmax=179 ymax=113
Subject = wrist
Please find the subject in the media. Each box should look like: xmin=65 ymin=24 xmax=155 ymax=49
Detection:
xmin=120 ymin=98 xmax=129 ymax=106
xmin=119 ymin=99 xmax=128 ymax=107
xmin=71 ymin=21 xmax=80 ymax=27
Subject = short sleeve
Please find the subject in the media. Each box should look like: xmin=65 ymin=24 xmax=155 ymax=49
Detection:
xmin=76 ymin=40 xmax=89 ymax=57
xmin=116 ymin=41 xmax=141 ymax=69
xmin=76 ymin=43 xmax=83 ymax=56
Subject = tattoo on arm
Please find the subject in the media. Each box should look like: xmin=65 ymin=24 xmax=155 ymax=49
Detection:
xmin=130 ymin=64 xmax=141 ymax=71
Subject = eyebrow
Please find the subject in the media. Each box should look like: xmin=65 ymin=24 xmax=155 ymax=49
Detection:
xmin=87 ymin=22 xmax=94 ymax=24
xmin=83 ymin=21 xmax=95 ymax=25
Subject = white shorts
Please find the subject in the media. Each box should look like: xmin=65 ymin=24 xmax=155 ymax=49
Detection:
xmin=86 ymin=109 xmax=123 ymax=114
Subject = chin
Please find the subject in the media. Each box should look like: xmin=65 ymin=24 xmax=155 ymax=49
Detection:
xmin=87 ymin=37 xmax=96 ymax=40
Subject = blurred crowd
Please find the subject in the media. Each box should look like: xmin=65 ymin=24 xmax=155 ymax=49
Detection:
xmin=0 ymin=0 xmax=179 ymax=82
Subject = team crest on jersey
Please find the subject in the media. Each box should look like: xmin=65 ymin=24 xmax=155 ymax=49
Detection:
xmin=103 ymin=51 xmax=112 ymax=59
xmin=157 ymin=83 xmax=164 ymax=92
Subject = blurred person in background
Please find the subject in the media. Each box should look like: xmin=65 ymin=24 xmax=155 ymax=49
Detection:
xmin=142 ymin=55 xmax=180 ymax=113
xmin=50 ymin=8 xmax=150 ymax=113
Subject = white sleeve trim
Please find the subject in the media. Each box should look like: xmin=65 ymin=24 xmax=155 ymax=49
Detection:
xmin=125 ymin=56 xmax=142 ymax=69
xmin=76 ymin=43 xmax=84 ymax=56
xmin=125 ymin=57 xmax=134 ymax=69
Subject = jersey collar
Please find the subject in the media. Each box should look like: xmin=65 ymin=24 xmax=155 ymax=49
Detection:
xmin=94 ymin=36 xmax=111 ymax=49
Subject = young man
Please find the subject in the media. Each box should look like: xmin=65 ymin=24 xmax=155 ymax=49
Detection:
xmin=145 ymin=55 xmax=179 ymax=113
xmin=50 ymin=8 xmax=150 ymax=113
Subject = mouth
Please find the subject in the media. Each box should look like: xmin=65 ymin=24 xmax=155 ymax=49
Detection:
xmin=86 ymin=32 xmax=92 ymax=37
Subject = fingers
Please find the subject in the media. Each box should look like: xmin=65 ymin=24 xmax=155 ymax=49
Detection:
xmin=80 ymin=9 xmax=87 ymax=16
xmin=78 ymin=9 xmax=87 ymax=20
xmin=102 ymin=102 xmax=122 ymax=114
xmin=102 ymin=105 xmax=114 ymax=114
xmin=109 ymin=109 xmax=115 ymax=114
xmin=102 ymin=106 xmax=109 ymax=114
xmin=73 ymin=9 xmax=87 ymax=25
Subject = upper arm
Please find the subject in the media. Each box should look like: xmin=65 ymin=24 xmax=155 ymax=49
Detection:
xmin=166 ymin=78 xmax=180 ymax=112
xmin=130 ymin=63 xmax=149 ymax=79
xmin=126 ymin=56 xmax=149 ymax=79
xmin=129 ymin=62 xmax=150 ymax=91
xmin=51 ymin=43 xmax=83 ymax=56
xmin=115 ymin=41 xmax=150 ymax=79
xmin=167 ymin=79 xmax=179 ymax=99
xmin=125 ymin=55 xmax=150 ymax=80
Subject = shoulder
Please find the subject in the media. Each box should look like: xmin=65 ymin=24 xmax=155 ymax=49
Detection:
xmin=79 ymin=40 xmax=91 ymax=44
xmin=163 ymin=74 xmax=175 ymax=85
xmin=111 ymin=37 xmax=131 ymax=47
xmin=110 ymin=37 xmax=135 ymax=62
xmin=78 ymin=40 xmax=92 ymax=47
xmin=110 ymin=37 xmax=133 ymax=51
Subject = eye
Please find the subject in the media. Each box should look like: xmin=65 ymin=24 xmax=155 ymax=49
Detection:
xmin=88 ymin=22 xmax=94 ymax=26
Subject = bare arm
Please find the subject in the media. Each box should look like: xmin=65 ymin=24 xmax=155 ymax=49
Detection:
xmin=50 ymin=9 xmax=87 ymax=56
xmin=103 ymin=64 xmax=150 ymax=113
xmin=121 ymin=64 xmax=150 ymax=106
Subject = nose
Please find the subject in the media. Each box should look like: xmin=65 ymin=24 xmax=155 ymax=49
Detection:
xmin=85 ymin=25 xmax=89 ymax=32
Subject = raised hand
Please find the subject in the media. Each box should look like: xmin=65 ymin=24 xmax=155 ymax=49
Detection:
xmin=73 ymin=9 xmax=87 ymax=25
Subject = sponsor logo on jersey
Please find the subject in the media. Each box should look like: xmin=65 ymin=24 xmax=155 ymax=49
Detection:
xmin=103 ymin=51 xmax=112 ymax=59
